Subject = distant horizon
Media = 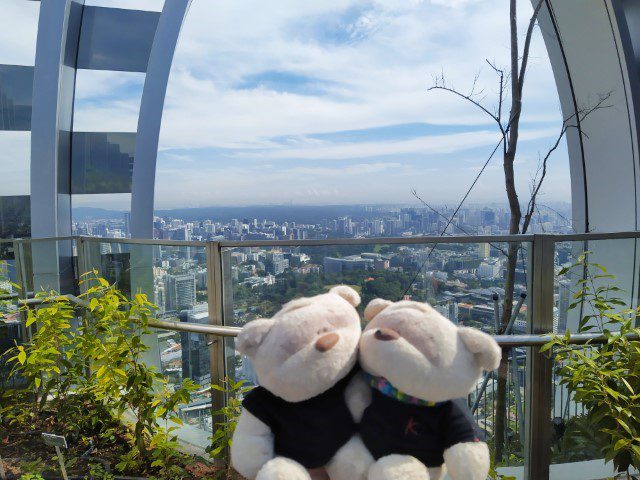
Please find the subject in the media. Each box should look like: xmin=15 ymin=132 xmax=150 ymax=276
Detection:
xmin=72 ymin=200 xmax=573 ymax=214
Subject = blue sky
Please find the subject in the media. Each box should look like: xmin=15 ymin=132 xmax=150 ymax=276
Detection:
xmin=1 ymin=0 xmax=573 ymax=210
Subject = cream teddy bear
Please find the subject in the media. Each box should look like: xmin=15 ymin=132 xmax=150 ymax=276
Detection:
xmin=231 ymin=286 xmax=367 ymax=480
xmin=333 ymin=299 xmax=501 ymax=480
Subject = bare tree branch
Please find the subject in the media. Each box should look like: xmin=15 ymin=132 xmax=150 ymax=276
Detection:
xmin=429 ymin=72 xmax=506 ymax=137
xmin=522 ymin=92 xmax=614 ymax=234
xmin=410 ymin=188 xmax=509 ymax=256
xmin=518 ymin=0 xmax=545 ymax=93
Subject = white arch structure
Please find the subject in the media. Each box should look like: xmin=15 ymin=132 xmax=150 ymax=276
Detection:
xmin=536 ymin=0 xmax=640 ymax=314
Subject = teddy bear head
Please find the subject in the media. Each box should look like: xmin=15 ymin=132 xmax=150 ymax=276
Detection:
xmin=360 ymin=299 xmax=501 ymax=403
xmin=236 ymin=286 xmax=362 ymax=402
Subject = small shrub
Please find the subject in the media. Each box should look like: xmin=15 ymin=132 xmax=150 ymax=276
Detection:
xmin=208 ymin=377 xmax=252 ymax=479
xmin=543 ymin=253 xmax=640 ymax=476
xmin=4 ymin=272 xmax=200 ymax=476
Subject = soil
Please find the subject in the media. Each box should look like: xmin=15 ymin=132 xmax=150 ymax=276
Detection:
xmin=0 ymin=405 xmax=245 ymax=480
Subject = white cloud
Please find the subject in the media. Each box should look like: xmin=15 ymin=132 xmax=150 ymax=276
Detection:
xmin=0 ymin=0 xmax=571 ymax=208
xmin=0 ymin=132 xmax=31 ymax=196
xmin=233 ymin=127 xmax=558 ymax=161
xmin=0 ymin=0 xmax=39 ymax=66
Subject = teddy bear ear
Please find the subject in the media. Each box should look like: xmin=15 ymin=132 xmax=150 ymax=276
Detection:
xmin=458 ymin=327 xmax=502 ymax=371
xmin=236 ymin=319 xmax=275 ymax=358
xmin=330 ymin=285 xmax=361 ymax=307
xmin=364 ymin=298 xmax=393 ymax=321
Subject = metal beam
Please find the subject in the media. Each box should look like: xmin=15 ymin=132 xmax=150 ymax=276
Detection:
xmin=130 ymin=0 xmax=192 ymax=239
xmin=30 ymin=0 xmax=84 ymax=293
xmin=524 ymin=235 xmax=556 ymax=480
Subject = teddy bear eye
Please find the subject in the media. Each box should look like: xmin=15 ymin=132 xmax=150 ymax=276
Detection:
xmin=317 ymin=326 xmax=330 ymax=335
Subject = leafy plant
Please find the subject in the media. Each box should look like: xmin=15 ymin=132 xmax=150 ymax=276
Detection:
xmin=18 ymin=475 xmax=45 ymax=480
xmin=543 ymin=253 xmax=640 ymax=477
xmin=7 ymin=293 xmax=76 ymax=405
xmin=79 ymin=272 xmax=199 ymax=472
xmin=208 ymin=377 xmax=252 ymax=479
xmin=17 ymin=457 xmax=47 ymax=477
xmin=85 ymin=462 xmax=115 ymax=480
xmin=4 ymin=272 xmax=200 ymax=476
xmin=4 ymin=290 xmax=115 ymax=438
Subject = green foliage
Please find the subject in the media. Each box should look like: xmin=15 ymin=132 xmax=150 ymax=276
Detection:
xmin=78 ymin=272 xmax=199 ymax=471
xmin=488 ymin=465 xmax=516 ymax=480
xmin=17 ymin=457 xmax=46 ymax=477
xmin=18 ymin=475 xmax=45 ymax=480
xmin=4 ymin=292 xmax=93 ymax=433
xmin=85 ymin=462 xmax=115 ymax=480
xmin=4 ymin=272 xmax=200 ymax=476
xmin=552 ymin=415 xmax=603 ymax=464
xmin=543 ymin=253 xmax=640 ymax=475
xmin=208 ymin=377 xmax=252 ymax=479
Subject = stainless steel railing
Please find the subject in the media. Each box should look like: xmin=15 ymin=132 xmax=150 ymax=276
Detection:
xmin=4 ymin=230 xmax=640 ymax=479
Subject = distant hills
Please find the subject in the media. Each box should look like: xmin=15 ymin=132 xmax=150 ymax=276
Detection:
xmin=72 ymin=205 xmax=384 ymax=222
xmin=72 ymin=202 xmax=571 ymax=223
xmin=154 ymin=205 xmax=382 ymax=223
xmin=72 ymin=207 xmax=126 ymax=220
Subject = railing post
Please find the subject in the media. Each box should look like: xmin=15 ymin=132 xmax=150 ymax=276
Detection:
xmin=14 ymin=240 xmax=29 ymax=342
xmin=75 ymin=237 xmax=88 ymax=294
xmin=206 ymin=241 xmax=226 ymax=419
xmin=525 ymin=235 xmax=555 ymax=480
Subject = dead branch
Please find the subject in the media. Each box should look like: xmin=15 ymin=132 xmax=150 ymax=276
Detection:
xmin=522 ymin=92 xmax=614 ymax=233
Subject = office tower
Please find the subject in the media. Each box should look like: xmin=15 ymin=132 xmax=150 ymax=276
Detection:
xmin=166 ymin=273 xmax=196 ymax=311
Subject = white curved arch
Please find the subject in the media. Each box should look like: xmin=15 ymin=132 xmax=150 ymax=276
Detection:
xmin=130 ymin=0 xmax=192 ymax=239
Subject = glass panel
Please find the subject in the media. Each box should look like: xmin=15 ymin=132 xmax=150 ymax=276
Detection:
xmin=222 ymin=240 xmax=531 ymax=469
xmin=77 ymin=7 xmax=160 ymax=73
xmin=81 ymin=239 xmax=208 ymax=361
xmin=0 ymin=0 xmax=39 ymax=66
xmin=84 ymin=0 xmax=165 ymax=13
xmin=73 ymin=70 xmax=145 ymax=132
xmin=548 ymin=341 xmax=640 ymax=480
xmin=0 ymin=132 xmax=30 ymax=197
xmin=81 ymin=240 xmax=211 ymax=449
xmin=550 ymin=239 xmax=640 ymax=478
xmin=554 ymin=239 xmax=638 ymax=333
xmin=72 ymin=132 xmax=136 ymax=194
xmin=0 ymin=243 xmax=25 ymax=390
xmin=0 ymin=65 xmax=33 ymax=131
xmin=153 ymin=328 xmax=212 ymax=450
xmin=0 ymin=196 xmax=30 ymax=238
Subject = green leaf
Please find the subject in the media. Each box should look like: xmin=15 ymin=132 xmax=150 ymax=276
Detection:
xmin=17 ymin=349 xmax=26 ymax=365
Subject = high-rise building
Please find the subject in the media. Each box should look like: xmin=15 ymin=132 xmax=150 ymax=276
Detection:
xmin=558 ymin=280 xmax=571 ymax=333
xmin=180 ymin=306 xmax=211 ymax=386
xmin=124 ymin=212 xmax=131 ymax=237
xmin=264 ymin=252 xmax=289 ymax=275
xmin=166 ymin=273 xmax=196 ymax=311
xmin=477 ymin=243 xmax=491 ymax=259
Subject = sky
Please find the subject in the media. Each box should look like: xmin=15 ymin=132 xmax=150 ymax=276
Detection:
xmin=0 ymin=0 xmax=572 ymax=211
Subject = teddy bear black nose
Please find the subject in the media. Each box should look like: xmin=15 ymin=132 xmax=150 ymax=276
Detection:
xmin=375 ymin=328 xmax=400 ymax=341
xmin=315 ymin=332 xmax=339 ymax=352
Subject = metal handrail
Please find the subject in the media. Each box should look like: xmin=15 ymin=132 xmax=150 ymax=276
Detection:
xmin=14 ymin=294 xmax=639 ymax=346
xmin=1 ymin=229 xmax=639 ymax=248
xmin=148 ymin=319 xmax=242 ymax=337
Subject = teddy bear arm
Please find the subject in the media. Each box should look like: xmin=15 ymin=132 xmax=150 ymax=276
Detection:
xmin=231 ymin=410 xmax=275 ymax=480
xmin=443 ymin=441 xmax=490 ymax=480
xmin=344 ymin=374 xmax=372 ymax=422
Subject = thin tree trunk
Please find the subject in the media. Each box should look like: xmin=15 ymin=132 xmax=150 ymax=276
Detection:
xmin=495 ymin=0 xmax=523 ymax=463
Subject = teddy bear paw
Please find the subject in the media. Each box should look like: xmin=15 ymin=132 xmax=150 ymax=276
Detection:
xmin=368 ymin=455 xmax=430 ymax=480
xmin=256 ymin=457 xmax=312 ymax=480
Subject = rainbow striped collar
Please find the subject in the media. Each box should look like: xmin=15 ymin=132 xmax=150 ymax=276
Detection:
xmin=362 ymin=372 xmax=445 ymax=407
